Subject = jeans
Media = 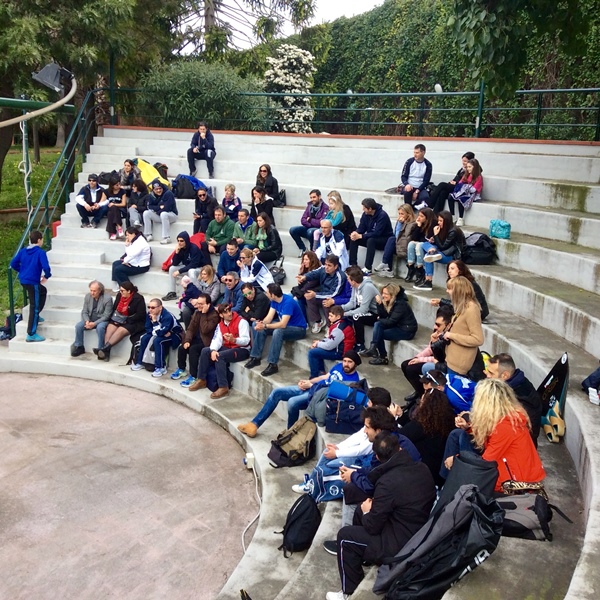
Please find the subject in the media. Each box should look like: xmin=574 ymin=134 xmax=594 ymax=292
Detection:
xmin=381 ymin=235 xmax=397 ymax=269
xmin=406 ymin=240 xmax=425 ymax=267
xmin=74 ymin=320 xmax=108 ymax=349
xmin=348 ymin=236 xmax=388 ymax=271
xmin=439 ymin=428 xmax=477 ymax=480
xmin=76 ymin=203 xmax=108 ymax=225
xmin=289 ymin=225 xmax=318 ymax=251
xmin=402 ymin=188 xmax=430 ymax=207
xmin=307 ymin=347 xmax=342 ymax=378
xmin=371 ymin=322 xmax=417 ymax=357
xmin=143 ymin=210 xmax=178 ymax=239
xmin=252 ymin=385 xmax=311 ymax=429
xmin=250 ymin=323 xmax=306 ymax=365
xmin=422 ymin=242 xmax=453 ymax=277
xmin=198 ymin=346 xmax=250 ymax=388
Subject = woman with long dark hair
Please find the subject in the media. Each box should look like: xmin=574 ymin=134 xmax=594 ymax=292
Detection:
xmin=250 ymin=185 xmax=275 ymax=224
xmin=111 ymin=226 xmax=151 ymax=291
xmin=105 ymin=179 xmax=127 ymax=240
xmin=256 ymin=164 xmax=279 ymax=198
xmin=405 ymin=207 xmax=435 ymax=285
xmin=252 ymin=212 xmax=282 ymax=263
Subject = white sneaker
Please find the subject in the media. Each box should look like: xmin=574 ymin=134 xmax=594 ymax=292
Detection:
xmin=292 ymin=483 xmax=309 ymax=494
xmin=130 ymin=363 xmax=144 ymax=371
xmin=160 ymin=237 xmax=171 ymax=245
xmin=326 ymin=592 xmax=350 ymax=600
xmin=424 ymin=252 xmax=443 ymax=263
xmin=311 ymin=321 xmax=325 ymax=334
xmin=456 ymin=217 xmax=464 ymax=227
xmin=152 ymin=367 xmax=168 ymax=377
xmin=146 ymin=234 xmax=153 ymax=242
xmin=374 ymin=262 xmax=387 ymax=272
xmin=133 ymin=221 xmax=141 ymax=228
xmin=379 ymin=269 xmax=395 ymax=278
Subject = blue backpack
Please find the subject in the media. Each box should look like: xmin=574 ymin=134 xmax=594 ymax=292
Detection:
xmin=444 ymin=372 xmax=477 ymax=413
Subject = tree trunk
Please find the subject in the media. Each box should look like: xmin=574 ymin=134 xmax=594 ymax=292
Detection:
xmin=0 ymin=77 xmax=16 ymax=193
xmin=55 ymin=88 xmax=66 ymax=148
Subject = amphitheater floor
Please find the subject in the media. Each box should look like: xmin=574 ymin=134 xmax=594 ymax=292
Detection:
xmin=0 ymin=374 xmax=258 ymax=600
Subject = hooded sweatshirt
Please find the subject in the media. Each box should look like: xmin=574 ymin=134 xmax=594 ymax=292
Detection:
xmin=147 ymin=180 xmax=177 ymax=215
xmin=171 ymin=231 xmax=203 ymax=273
xmin=10 ymin=244 xmax=52 ymax=285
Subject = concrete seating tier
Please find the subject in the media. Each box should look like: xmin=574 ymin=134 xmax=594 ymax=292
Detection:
xmin=7 ymin=127 xmax=600 ymax=599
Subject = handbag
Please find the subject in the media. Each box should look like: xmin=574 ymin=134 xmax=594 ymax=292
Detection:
xmin=110 ymin=310 xmax=127 ymax=325
xmin=489 ymin=219 xmax=511 ymax=239
xmin=269 ymin=256 xmax=286 ymax=285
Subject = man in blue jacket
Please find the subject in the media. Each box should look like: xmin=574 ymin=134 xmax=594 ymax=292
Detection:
xmin=217 ymin=239 xmax=241 ymax=283
xmin=348 ymin=198 xmax=393 ymax=275
xmin=143 ymin=180 xmax=178 ymax=244
xmin=187 ymin=121 xmax=216 ymax=179
xmin=131 ymin=299 xmax=182 ymax=377
xmin=10 ymin=230 xmax=52 ymax=342
xmin=162 ymin=231 xmax=204 ymax=301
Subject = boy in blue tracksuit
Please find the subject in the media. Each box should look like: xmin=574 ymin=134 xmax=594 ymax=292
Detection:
xmin=10 ymin=230 xmax=52 ymax=342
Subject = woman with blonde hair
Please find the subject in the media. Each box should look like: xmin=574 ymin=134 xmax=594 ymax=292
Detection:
xmin=360 ymin=282 xmax=418 ymax=365
xmin=197 ymin=264 xmax=220 ymax=305
xmin=376 ymin=203 xmax=417 ymax=277
xmin=441 ymin=275 xmax=483 ymax=376
xmin=470 ymin=378 xmax=545 ymax=491
xmin=237 ymin=247 xmax=274 ymax=292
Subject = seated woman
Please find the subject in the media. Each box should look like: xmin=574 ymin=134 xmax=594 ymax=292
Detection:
xmin=430 ymin=259 xmax=489 ymax=320
xmin=238 ymin=248 xmax=274 ymax=292
xmin=359 ymin=283 xmax=418 ymax=365
xmin=222 ymin=183 xmax=242 ymax=222
xmin=326 ymin=190 xmax=356 ymax=248
xmin=111 ymin=227 xmax=151 ymax=292
xmin=127 ymin=178 xmax=150 ymax=228
xmin=405 ymin=207 xmax=435 ymax=285
xmin=105 ymin=179 xmax=127 ymax=240
xmin=375 ymin=203 xmax=416 ymax=277
xmin=196 ymin=264 xmax=221 ymax=305
xmin=193 ymin=187 xmax=219 ymax=234
xmin=416 ymin=210 xmax=465 ymax=291
xmin=250 ymin=185 xmax=275 ymax=225
xmin=95 ymin=281 xmax=145 ymax=361
xmin=252 ymin=212 xmax=282 ymax=264
xmin=429 ymin=151 xmax=475 ymax=214
xmin=118 ymin=159 xmax=141 ymax=197
xmin=291 ymin=250 xmax=322 ymax=301
xmin=448 ymin=158 xmax=483 ymax=226
xmin=442 ymin=276 xmax=484 ymax=377
xmin=256 ymin=164 xmax=279 ymax=199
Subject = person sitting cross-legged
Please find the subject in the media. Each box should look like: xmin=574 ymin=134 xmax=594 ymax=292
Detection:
xmin=237 ymin=350 xmax=362 ymax=438
xmin=244 ymin=283 xmax=307 ymax=377
xmin=189 ymin=303 xmax=251 ymax=398
xmin=130 ymin=299 xmax=182 ymax=377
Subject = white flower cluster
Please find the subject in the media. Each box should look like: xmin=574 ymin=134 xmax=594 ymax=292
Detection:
xmin=264 ymin=44 xmax=316 ymax=133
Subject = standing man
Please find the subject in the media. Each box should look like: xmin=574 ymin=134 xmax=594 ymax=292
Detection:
xmin=244 ymin=283 xmax=307 ymax=377
xmin=398 ymin=143 xmax=433 ymax=208
xmin=10 ymin=230 xmax=52 ymax=342
xmin=348 ymin=198 xmax=393 ymax=275
xmin=187 ymin=121 xmax=216 ymax=179
xmin=289 ymin=189 xmax=328 ymax=255
xmin=190 ymin=303 xmax=251 ymax=398
xmin=71 ymin=280 xmax=113 ymax=357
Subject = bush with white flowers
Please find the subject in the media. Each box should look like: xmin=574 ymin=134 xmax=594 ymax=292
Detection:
xmin=264 ymin=44 xmax=316 ymax=133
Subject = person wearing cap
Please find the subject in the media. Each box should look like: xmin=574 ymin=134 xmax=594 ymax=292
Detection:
xmin=143 ymin=179 xmax=178 ymax=244
xmin=75 ymin=174 xmax=108 ymax=228
xmin=237 ymin=351 xmax=362 ymax=438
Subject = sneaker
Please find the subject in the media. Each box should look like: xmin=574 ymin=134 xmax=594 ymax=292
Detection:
xmin=37 ymin=316 xmax=45 ymax=323
xmin=146 ymin=234 xmax=153 ymax=242
xmin=26 ymin=333 xmax=45 ymax=342
xmin=130 ymin=363 xmax=145 ymax=371
xmin=160 ymin=237 xmax=171 ymax=245
xmin=456 ymin=217 xmax=464 ymax=227
xmin=323 ymin=540 xmax=338 ymax=556
xmin=180 ymin=375 xmax=196 ymax=388
xmin=112 ymin=287 xmax=120 ymax=293
xmin=354 ymin=343 xmax=366 ymax=353
xmin=413 ymin=279 xmax=433 ymax=290
xmin=190 ymin=170 xmax=197 ymax=177
xmin=311 ymin=321 xmax=325 ymax=334
xmin=162 ymin=291 xmax=178 ymax=302
xmin=414 ymin=201 xmax=427 ymax=211
xmin=292 ymin=483 xmax=309 ymax=494
xmin=152 ymin=367 xmax=168 ymax=377
xmin=170 ymin=368 xmax=187 ymax=380
xmin=91 ymin=222 xmax=98 ymax=229
xmin=379 ymin=268 xmax=395 ymax=278
xmin=326 ymin=592 xmax=349 ymax=600
xmin=80 ymin=223 xmax=91 ymax=228
xmin=209 ymin=173 xmax=215 ymax=180
xmin=374 ymin=262 xmax=388 ymax=272
xmin=109 ymin=234 xmax=117 ymax=241
xmin=133 ymin=221 xmax=141 ymax=228
xmin=361 ymin=267 xmax=372 ymax=276
xmin=423 ymin=252 xmax=443 ymax=263
xmin=117 ymin=227 xmax=125 ymax=238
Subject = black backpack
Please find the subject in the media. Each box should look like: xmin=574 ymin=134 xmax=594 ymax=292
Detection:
xmin=277 ymin=494 xmax=321 ymax=557
xmin=98 ymin=170 xmax=119 ymax=185
xmin=153 ymin=162 xmax=168 ymax=179
xmin=462 ymin=232 xmax=497 ymax=265
xmin=173 ymin=175 xmax=197 ymax=199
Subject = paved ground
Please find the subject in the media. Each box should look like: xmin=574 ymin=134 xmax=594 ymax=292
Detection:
xmin=0 ymin=374 xmax=258 ymax=600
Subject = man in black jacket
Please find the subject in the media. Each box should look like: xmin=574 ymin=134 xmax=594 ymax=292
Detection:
xmin=162 ymin=231 xmax=204 ymax=301
xmin=239 ymin=283 xmax=270 ymax=323
xmin=187 ymin=121 xmax=216 ymax=178
xmin=327 ymin=432 xmax=436 ymax=599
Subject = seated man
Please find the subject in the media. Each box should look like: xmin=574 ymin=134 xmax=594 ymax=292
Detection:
xmin=398 ymin=143 xmax=433 ymax=208
xmin=244 ymin=283 xmax=307 ymax=377
xmin=216 ymin=239 xmax=241 ymax=284
xmin=131 ymin=298 xmax=182 ymax=377
xmin=315 ymin=219 xmax=349 ymax=270
xmin=327 ymin=431 xmax=436 ymax=600
xmin=171 ymin=293 xmax=220 ymax=388
xmin=203 ymin=206 xmax=237 ymax=257
xmin=143 ymin=180 xmax=178 ymax=244
xmin=485 ymin=353 xmax=543 ymax=445
xmin=289 ymin=189 xmax=328 ymax=255
xmin=239 ymin=282 xmax=270 ymax=324
xmin=190 ymin=303 xmax=251 ymax=398
xmin=187 ymin=121 xmax=216 ymax=178
xmin=223 ymin=271 xmax=244 ymax=313
xmin=75 ymin=173 xmax=108 ymax=228
xmin=348 ymin=198 xmax=393 ymax=275
xmin=162 ymin=231 xmax=204 ymax=302
xmin=234 ymin=209 xmax=258 ymax=249
xmin=237 ymin=350 xmax=362 ymax=438
xmin=71 ymin=280 xmax=113 ymax=357
xmin=307 ymin=305 xmax=355 ymax=378
xmin=299 ymin=254 xmax=347 ymax=333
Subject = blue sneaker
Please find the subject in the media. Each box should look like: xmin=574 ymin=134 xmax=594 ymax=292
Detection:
xmin=180 ymin=376 xmax=196 ymax=388
xmin=170 ymin=368 xmax=187 ymax=380
xmin=37 ymin=316 xmax=45 ymax=323
xmin=130 ymin=363 xmax=144 ymax=371
xmin=26 ymin=333 xmax=45 ymax=342
xmin=152 ymin=367 xmax=168 ymax=378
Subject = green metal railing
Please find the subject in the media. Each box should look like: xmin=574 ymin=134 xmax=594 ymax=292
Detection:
xmin=7 ymin=90 xmax=97 ymax=337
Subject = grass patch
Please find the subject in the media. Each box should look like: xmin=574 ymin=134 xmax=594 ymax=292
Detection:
xmin=0 ymin=220 xmax=29 ymax=316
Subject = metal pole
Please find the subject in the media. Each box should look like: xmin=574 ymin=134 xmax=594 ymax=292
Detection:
xmin=418 ymin=95 xmax=425 ymax=137
xmin=535 ymin=91 xmax=543 ymax=139
xmin=595 ymin=95 xmax=600 ymax=142
xmin=109 ymin=50 xmax=116 ymax=125
xmin=475 ymin=80 xmax=485 ymax=137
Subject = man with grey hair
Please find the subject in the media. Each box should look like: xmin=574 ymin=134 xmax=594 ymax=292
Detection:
xmin=222 ymin=270 xmax=244 ymax=313
xmin=71 ymin=280 xmax=113 ymax=357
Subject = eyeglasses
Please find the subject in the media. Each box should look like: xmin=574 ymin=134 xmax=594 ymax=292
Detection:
xmin=224 ymin=278 xmax=234 ymax=283
xmin=242 ymin=291 xmax=253 ymax=297
xmin=259 ymin=169 xmax=268 ymax=173
xmin=147 ymin=305 xmax=159 ymax=309
xmin=177 ymin=239 xmax=185 ymax=243
xmin=198 ymin=193 xmax=206 ymax=197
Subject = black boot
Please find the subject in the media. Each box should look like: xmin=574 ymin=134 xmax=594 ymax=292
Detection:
xmin=413 ymin=267 xmax=425 ymax=286
xmin=404 ymin=264 xmax=416 ymax=282
xmin=97 ymin=344 xmax=111 ymax=361
xmin=359 ymin=343 xmax=378 ymax=358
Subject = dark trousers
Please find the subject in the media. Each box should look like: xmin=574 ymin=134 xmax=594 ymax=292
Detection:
xmin=401 ymin=358 xmax=426 ymax=395
xmin=23 ymin=283 xmax=47 ymax=335
xmin=187 ymin=148 xmax=215 ymax=176
xmin=76 ymin=203 xmax=108 ymax=225
xmin=348 ymin=236 xmax=388 ymax=271
xmin=111 ymin=260 xmax=150 ymax=285
xmin=177 ymin=340 xmax=204 ymax=374
xmin=255 ymin=249 xmax=278 ymax=264
xmin=447 ymin=194 xmax=465 ymax=218
xmin=193 ymin=216 xmax=211 ymax=234
xmin=106 ymin=205 xmax=125 ymax=234
xmin=352 ymin=314 xmax=378 ymax=345
xmin=198 ymin=346 xmax=250 ymax=388
xmin=429 ymin=182 xmax=454 ymax=213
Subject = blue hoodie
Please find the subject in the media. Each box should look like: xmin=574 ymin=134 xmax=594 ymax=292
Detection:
xmin=10 ymin=244 xmax=52 ymax=285
xmin=356 ymin=203 xmax=393 ymax=239
xmin=147 ymin=180 xmax=178 ymax=215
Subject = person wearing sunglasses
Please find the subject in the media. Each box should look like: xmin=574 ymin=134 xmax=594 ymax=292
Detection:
xmin=255 ymin=164 xmax=279 ymax=199
xmin=239 ymin=282 xmax=270 ymax=323
xmin=237 ymin=248 xmax=274 ymax=292
xmin=74 ymin=173 xmax=108 ymax=228
xmin=192 ymin=187 xmax=219 ymax=234
xmin=187 ymin=121 xmax=216 ymax=179
xmin=222 ymin=271 xmax=244 ymax=314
